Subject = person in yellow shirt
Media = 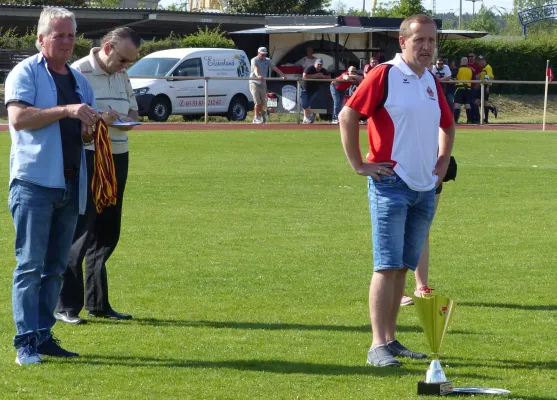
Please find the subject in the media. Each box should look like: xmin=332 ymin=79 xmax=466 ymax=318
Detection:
xmin=475 ymin=56 xmax=498 ymax=123
xmin=453 ymin=56 xmax=473 ymax=123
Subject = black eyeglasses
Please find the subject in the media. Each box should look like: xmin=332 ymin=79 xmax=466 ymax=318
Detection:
xmin=467 ymin=55 xmax=475 ymax=58
xmin=111 ymin=44 xmax=134 ymax=64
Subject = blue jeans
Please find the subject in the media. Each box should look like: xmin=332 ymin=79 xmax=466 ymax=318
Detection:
xmin=368 ymin=173 xmax=435 ymax=272
xmin=9 ymin=177 xmax=79 ymax=349
xmin=300 ymin=88 xmax=317 ymax=110
xmin=330 ymin=84 xmax=346 ymax=120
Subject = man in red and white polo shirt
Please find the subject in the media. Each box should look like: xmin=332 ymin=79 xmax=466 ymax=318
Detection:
xmin=339 ymin=14 xmax=455 ymax=367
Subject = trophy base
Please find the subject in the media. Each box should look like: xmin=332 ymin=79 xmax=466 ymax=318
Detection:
xmin=417 ymin=381 xmax=454 ymax=396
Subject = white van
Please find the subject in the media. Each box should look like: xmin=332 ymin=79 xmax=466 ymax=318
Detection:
xmin=128 ymin=48 xmax=253 ymax=122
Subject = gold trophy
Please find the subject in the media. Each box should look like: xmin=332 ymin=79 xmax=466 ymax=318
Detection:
xmin=413 ymin=294 xmax=455 ymax=396
xmin=414 ymin=294 xmax=511 ymax=396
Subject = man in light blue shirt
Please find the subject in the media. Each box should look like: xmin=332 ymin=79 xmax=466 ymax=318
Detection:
xmin=4 ymin=7 xmax=115 ymax=366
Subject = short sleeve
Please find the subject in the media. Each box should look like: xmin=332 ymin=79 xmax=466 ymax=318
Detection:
xmin=433 ymin=75 xmax=453 ymax=129
xmin=268 ymin=58 xmax=275 ymax=68
xmin=304 ymin=66 xmax=313 ymax=75
xmin=250 ymin=58 xmax=256 ymax=69
xmin=345 ymin=64 xmax=389 ymax=118
xmin=5 ymin=63 xmax=36 ymax=106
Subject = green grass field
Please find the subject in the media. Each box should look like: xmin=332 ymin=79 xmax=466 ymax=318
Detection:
xmin=0 ymin=128 xmax=555 ymax=399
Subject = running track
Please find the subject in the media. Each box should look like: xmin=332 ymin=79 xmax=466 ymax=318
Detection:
xmin=1 ymin=123 xmax=555 ymax=131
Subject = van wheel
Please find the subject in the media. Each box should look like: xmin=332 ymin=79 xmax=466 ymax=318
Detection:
xmin=148 ymin=97 xmax=170 ymax=122
xmin=227 ymin=95 xmax=248 ymax=121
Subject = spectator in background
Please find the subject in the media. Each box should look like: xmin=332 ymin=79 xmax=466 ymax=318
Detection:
xmin=445 ymin=59 xmax=458 ymax=114
xmin=301 ymin=58 xmax=331 ymax=124
xmin=298 ymin=47 xmax=317 ymax=70
xmin=363 ymin=56 xmax=378 ymax=78
xmin=454 ymin=56 xmax=473 ymax=123
xmin=467 ymin=52 xmax=481 ymax=123
xmin=432 ymin=57 xmax=453 ymax=111
xmin=475 ymin=55 xmax=498 ymax=124
xmin=249 ymin=47 xmax=286 ymax=124
xmin=330 ymin=66 xmax=362 ymax=124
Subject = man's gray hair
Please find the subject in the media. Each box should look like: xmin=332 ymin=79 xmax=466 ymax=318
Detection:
xmin=35 ymin=7 xmax=76 ymax=51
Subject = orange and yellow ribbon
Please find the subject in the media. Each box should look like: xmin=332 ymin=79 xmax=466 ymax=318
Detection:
xmin=92 ymin=119 xmax=118 ymax=213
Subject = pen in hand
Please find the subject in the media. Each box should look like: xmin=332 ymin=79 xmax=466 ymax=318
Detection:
xmin=107 ymin=105 xmax=124 ymax=123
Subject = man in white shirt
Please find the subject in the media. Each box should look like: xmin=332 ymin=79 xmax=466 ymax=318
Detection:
xmin=297 ymin=47 xmax=316 ymax=70
xmin=56 ymin=27 xmax=141 ymax=324
xmin=339 ymin=14 xmax=455 ymax=368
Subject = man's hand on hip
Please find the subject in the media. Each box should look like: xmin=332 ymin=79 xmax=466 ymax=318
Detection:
xmin=356 ymin=162 xmax=394 ymax=181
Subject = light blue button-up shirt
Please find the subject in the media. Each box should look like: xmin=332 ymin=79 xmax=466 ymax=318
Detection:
xmin=4 ymin=53 xmax=97 ymax=214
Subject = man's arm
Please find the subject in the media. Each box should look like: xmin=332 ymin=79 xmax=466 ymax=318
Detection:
xmin=434 ymin=124 xmax=455 ymax=183
xmin=7 ymin=102 xmax=99 ymax=131
xmin=271 ymin=65 xmax=286 ymax=79
xmin=338 ymin=107 xmax=393 ymax=179
xmin=251 ymin=59 xmax=263 ymax=80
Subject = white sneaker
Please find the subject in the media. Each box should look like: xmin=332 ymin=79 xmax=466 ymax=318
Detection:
xmin=331 ymin=119 xmax=339 ymax=124
xmin=309 ymin=112 xmax=316 ymax=122
xmin=303 ymin=118 xmax=312 ymax=124
xmin=252 ymin=117 xmax=263 ymax=124
xmin=16 ymin=341 xmax=42 ymax=366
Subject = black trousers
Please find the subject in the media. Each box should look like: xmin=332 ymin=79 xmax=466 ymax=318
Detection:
xmin=57 ymin=150 xmax=129 ymax=314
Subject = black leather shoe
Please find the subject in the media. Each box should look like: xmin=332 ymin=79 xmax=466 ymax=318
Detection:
xmin=88 ymin=309 xmax=133 ymax=320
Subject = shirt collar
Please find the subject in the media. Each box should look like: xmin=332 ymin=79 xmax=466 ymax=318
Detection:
xmin=393 ymin=53 xmax=427 ymax=78
xmin=88 ymin=47 xmax=108 ymax=76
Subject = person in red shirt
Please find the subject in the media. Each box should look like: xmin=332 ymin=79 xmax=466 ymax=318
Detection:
xmin=363 ymin=56 xmax=378 ymax=78
xmin=330 ymin=66 xmax=362 ymax=124
xmin=338 ymin=14 xmax=455 ymax=368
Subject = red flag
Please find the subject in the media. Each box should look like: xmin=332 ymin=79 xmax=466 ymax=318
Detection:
xmin=546 ymin=60 xmax=553 ymax=83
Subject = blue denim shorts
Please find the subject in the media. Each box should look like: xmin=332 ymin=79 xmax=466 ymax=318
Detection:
xmin=300 ymin=89 xmax=317 ymax=110
xmin=368 ymin=173 xmax=436 ymax=272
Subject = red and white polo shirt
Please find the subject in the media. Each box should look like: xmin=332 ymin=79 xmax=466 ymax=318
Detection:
xmin=346 ymin=54 xmax=453 ymax=191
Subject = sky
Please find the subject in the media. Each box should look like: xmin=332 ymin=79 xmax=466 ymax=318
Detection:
xmin=158 ymin=0 xmax=516 ymax=15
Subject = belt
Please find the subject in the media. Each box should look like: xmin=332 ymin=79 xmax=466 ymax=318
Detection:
xmin=64 ymin=168 xmax=78 ymax=179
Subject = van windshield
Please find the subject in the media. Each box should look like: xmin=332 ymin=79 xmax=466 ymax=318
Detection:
xmin=128 ymin=58 xmax=180 ymax=77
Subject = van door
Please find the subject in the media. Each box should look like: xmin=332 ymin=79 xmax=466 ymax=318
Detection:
xmin=169 ymin=58 xmax=205 ymax=114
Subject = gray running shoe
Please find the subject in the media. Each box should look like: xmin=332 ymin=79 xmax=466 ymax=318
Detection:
xmin=366 ymin=345 xmax=401 ymax=367
xmin=387 ymin=340 xmax=427 ymax=359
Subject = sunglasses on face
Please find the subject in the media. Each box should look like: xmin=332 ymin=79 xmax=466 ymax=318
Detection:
xmin=111 ymin=44 xmax=134 ymax=64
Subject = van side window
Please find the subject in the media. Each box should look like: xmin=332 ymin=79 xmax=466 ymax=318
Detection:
xmin=173 ymin=58 xmax=203 ymax=77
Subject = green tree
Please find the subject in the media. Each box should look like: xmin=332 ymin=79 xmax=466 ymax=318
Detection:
xmin=227 ymin=0 xmax=330 ymax=14
xmin=464 ymin=5 xmax=499 ymax=34
xmin=164 ymin=2 xmax=187 ymax=10
xmin=373 ymin=0 xmax=429 ymax=18
xmin=332 ymin=1 xmax=368 ymax=16
xmin=138 ymin=27 xmax=235 ymax=59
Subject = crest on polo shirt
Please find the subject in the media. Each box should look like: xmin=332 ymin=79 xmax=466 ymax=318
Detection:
xmin=427 ymin=86 xmax=435 ymax=98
